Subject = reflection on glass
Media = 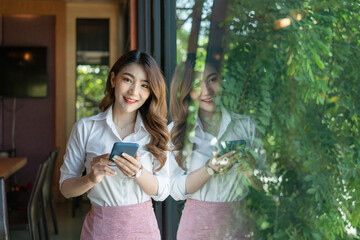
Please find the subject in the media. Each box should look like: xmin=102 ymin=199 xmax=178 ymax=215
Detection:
xmin=170 ymin=58 xmax=265 ymax=239
xmin=173 ymin=0 xmax=359 ymax=239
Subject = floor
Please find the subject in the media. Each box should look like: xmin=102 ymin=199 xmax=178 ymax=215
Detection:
xmin=9 ymin=197 xmax=91 ymax=240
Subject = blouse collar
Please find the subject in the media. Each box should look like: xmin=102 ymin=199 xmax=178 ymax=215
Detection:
xmin=194 ymin=106 xmax=231 ymax=140
xmin=93 ymin=105 xmax=148 ymax=134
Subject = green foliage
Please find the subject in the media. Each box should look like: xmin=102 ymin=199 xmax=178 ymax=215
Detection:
xmin=221 ymin=0 xmax=360 ymax=238
xmin=76 ymin=65 xmax=109 ymax=120
xmin=176 ymin=0 xmax=360 ymax=239
xmin=177 ymin=28 xmax=191 ymax=64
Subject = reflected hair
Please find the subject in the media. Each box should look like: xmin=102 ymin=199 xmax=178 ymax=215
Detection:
xmin=99 ymin=50 xmax=169 ymax=170
xmin=170 ymin=54 xmax=222 ymax=169
xmin=169 ymin=58 xmax=196 ymax=170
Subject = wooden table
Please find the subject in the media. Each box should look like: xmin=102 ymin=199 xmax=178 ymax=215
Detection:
xmin=0 ymin=157 xmax=28 ymax=179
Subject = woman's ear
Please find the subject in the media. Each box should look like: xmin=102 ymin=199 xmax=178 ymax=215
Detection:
xmin=110 ymin=72 xmax=116 ymax=88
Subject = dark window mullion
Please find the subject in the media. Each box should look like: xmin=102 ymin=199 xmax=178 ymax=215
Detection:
xmin=137 ymin=0 xmax=145 ymax=51
xmin=153 ymin=0 xmax=161 ymax=66
xmin=145 ymin=0 xmax=152 ymax=53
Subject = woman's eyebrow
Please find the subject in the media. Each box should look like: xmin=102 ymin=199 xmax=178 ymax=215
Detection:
xmin=123 ymin=72 xmax=148 ymax=82
xmin=123 ymin=72 xmax=134 ymax=78
xmin=206 ymin=73 xmax=217 ymax=79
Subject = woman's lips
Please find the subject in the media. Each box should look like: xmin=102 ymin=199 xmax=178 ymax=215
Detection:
xmin=201 ymin=98 xmax=214 ymax=104
xmin=123 ymin=97 xmax=137 ymax=104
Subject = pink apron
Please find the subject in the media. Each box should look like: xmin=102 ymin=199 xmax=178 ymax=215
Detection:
xmin=80 ymin=200 xmax=161 ymax=240
xmin=177 ymin=199 xmax=249 ymax=240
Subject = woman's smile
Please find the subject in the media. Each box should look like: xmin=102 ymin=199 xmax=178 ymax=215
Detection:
xmin=123 ymin=97 xmax=138 ymax=104
xmin=201 ymin=98 xmax=214 ymax=104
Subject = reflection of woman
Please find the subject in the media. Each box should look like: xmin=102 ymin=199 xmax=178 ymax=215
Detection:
xmin=60 ymin=50 xmax=169 ymax=240
xmin=169 ymin=60 xmax=265 ymax=239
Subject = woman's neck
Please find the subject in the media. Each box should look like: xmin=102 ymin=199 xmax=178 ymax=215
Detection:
xmin=198 ymin=109 xmax=222 ymax=137
xmin=112 ymin=105 xmax=137 ymax=127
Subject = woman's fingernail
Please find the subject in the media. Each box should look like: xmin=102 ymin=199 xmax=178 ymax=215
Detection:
xmin=122 ymin=152 xmax=126 ymax=156
xmin=112 ymin=162 xmax=116 ymax=165
xmin=113 ymin=171 xmax=117 ymax=175
xmin=112 ymin=156 xmax=117 ymax=161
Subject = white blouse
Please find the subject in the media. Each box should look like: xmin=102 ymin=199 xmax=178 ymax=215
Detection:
xmin=60 ymin=106 xmax=170 ymax=206
xmin=169 ymin=107 xmax=265 ymax=202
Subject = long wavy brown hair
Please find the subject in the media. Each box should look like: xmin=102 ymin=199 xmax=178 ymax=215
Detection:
xmin=169 ymin=57 xmax=196 ymax=170
xmin=99 ymin=50 xmax=169 ymax=170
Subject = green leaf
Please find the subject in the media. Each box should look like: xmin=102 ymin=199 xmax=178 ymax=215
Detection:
xmin=287 ymin=63 xmax=295 ymax=75
xmin=312 ymin=51 xmax=325 ymax=69
xmin=307 ymin=188 xmax=316 ymax=194
xmin=287 ymin=52 xmax=294 ymax=65
xmin=308 ymin=67 xmax=315 ymax=82
xmin=304 ymin=175 xmax=312 ymax=181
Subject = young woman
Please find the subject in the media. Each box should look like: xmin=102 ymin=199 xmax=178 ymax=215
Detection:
xmin=60 ymin=50 xmax=169 ymax=240
xmin=169 ymin=59 xmax=265 ymax=239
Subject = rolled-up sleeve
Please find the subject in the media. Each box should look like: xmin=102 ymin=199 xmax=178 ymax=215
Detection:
xmin=149 ymin=151 xmax=171 ymax=201
xmin=59 ymin=119 xmax=87 ymax=187
xmin=167 ymin=122 xmax=192 ymax=201
xmin=169 ymin=151 xmax=192 ymax=201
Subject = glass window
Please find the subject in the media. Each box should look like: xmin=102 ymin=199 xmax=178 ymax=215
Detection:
xmin=173 ymin=0 xmax=360 ymax=238
xmin=76 ymin=19 xmax=110 ymax=120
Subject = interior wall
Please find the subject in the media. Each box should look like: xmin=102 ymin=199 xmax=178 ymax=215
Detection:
xmin=1 ymin=15 xmax=55 ymax=184
xmin=0 ymin=0 xmax=66 ymax=201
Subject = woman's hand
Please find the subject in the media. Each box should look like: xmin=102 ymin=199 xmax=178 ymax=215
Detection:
xmin=184 ymin=151 xmax=238 ymax=195
xmin=89 ymin=154 xmax=117 ymax=183
xmin=112 ymin=152 xmax=142 ymax=178
xmin=113 ymin=152 xmax=159 ymax=195
xmin=208 ymin=150 xmax=238 ymax=174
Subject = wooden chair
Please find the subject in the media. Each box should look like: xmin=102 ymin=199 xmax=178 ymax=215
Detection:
xmin=0 ymin=177 xmax=9 ymax=240
xmin=41 ymin=148 xmax=60 ymax=237
xmin=8 ymin=159 xmax=49 ymax=240
xmin=28 ymin=161 xmax=48 ymax=240
xmin=8 ymin=161 xmax=49 ymax=240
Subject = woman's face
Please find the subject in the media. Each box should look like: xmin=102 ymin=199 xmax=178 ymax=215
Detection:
xmin=191 ymin=65 xmax=221 ymax=113
xmin=111 ymin=63 xmax=151 ymax=113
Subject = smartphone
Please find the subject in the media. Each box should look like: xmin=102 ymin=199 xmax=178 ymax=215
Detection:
xmin=110 ymin=142 xmax=139 ymax=160
xmin=219 ymin=140 xmax=246 ymax=156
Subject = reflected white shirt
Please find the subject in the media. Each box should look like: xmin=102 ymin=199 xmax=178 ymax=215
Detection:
xmin=60 ymin=106 xmax=170 ymax=206
xmin=169 ymin=107 xmax=265 ymax=202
